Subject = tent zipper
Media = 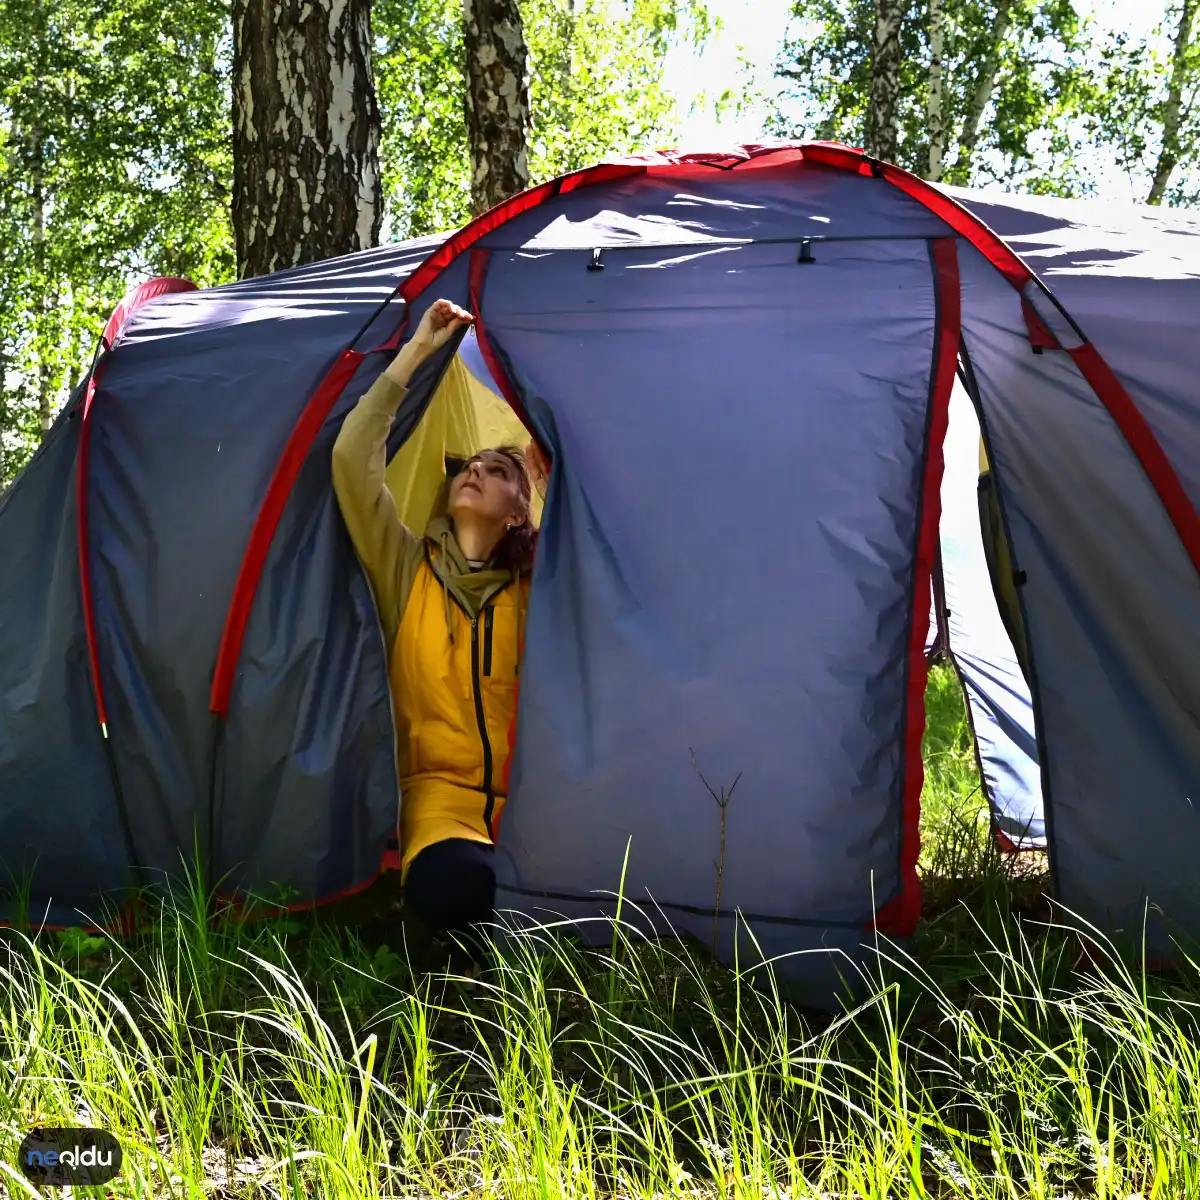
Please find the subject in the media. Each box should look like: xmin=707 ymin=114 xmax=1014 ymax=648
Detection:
xmin=425 ymin=546 xmax=504 ymax=837
xmin=470 ymin=614 xmax=497 ymax=836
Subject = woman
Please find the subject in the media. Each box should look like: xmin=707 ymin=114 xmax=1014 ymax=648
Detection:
xmin=332 ymin=298 xmax=547 ymax=953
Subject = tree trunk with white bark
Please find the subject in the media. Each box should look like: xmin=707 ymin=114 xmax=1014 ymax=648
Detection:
xmin=463 ymin=0 xmax=531 ymax=215
xmin=867 ymin=0 xmax=906 ymax=161
xmin=926 ymin=0 xmax=948 ymax=181
xmin=231 ymin=0 xmax=383 ymax=279
xmin=30 ymin=124 xmax=53 ymax=434
xmin=0 ymin=342 xmax=8 ymax=489
xmin=1148 ymin=0 xmax=1198 ymax=204
xmin=952 ymin=0 xmax=1014 ymax=177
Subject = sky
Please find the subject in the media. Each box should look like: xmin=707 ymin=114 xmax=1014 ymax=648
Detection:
xmin=662 ymin=0 xmax=1167 ymax=197
xmin=662 ymin=0 xmax=794 ymax=149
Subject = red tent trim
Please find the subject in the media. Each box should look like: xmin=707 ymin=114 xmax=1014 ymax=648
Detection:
xmin=872 ymin=237 xmax=961 ymax=938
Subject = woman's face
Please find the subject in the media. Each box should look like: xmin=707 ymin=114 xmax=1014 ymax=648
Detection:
xmin=448 ymin=451 xmax=526 ymax=527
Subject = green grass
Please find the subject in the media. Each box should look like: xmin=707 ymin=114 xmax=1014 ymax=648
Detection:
xmin=0 ymin=666 xmax=1196 ymax=1198
xmin=919 ymin=664 xmax=1049 ymax=932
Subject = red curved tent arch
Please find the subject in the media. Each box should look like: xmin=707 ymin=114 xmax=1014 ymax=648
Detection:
xmin=201 ymin=141 xmax=1200 ymax=932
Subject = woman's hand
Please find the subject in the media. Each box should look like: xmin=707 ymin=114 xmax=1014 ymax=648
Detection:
xmin=413 ymin=298 xmax=474 ymax=353
xmin=525 ymin=440 xmax=549 ymax=499
xmin=386 ymin=298 xmax=474 ymax=387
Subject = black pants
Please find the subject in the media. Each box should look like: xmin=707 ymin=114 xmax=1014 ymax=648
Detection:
xmin=404 ymin=838 xmax=496 ymax=939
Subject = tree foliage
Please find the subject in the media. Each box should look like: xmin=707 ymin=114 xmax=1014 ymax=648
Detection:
xmin=0 ymin=0 xmax=708 ymax=480
xmin=771 ymin=0 xmax=1092 ymax=188
xmin=524 ymin=0 xmax=708 ymax=174
xmin=376 ymin=0 xmax=710 ymax=239
xmin=1083 ymin=1 xmax=1200 ymax=205
xmin=0 ymin=0 xmax=231 ymax=484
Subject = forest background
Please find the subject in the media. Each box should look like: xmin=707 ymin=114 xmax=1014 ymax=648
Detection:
xmin=1 ymin=0 xmax=1195 ymax=487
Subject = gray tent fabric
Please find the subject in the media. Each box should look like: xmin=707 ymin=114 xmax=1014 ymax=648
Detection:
xmin=921 ymin=186 xmax=1200 ymax=863
xmin=497 ymin=162 xmax=949 ymax=248
xmin=0 ymin=399 xmax=132 ymax=926
xmin=2 ymin=143 xmax=1200 ymax=985
xmin=957 ymin=240 xmax=1200 ymax=955
xmin=945 ymin=191 xmax=1200 ymax=926
xmin=479 ymin=235 xmax=941 ymax=961
xmin=0 ymin=237 xmax=454 ymax=922
xmin=948 ymin=185 xmax=1200 ymax=510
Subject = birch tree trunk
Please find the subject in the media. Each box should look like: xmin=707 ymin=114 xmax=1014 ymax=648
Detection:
xmin=1148 ymin=0 xmax=1198 ymax=204
xmin=0 ymin=342 xmax=8 ymax=489
xmin=926 ymin=0 xmax=948 ymax=181
xmin=30 ymin=125 xmax=53 ymax=434
xmin=866 ymin=0 xmax=906 ymax=161
xmin=463 ymin=0 xmax=531 ymax=215
xmin=231 ymin=0 xmax=383 ymax=279
xmin=951 ymin=0 xmax=1015 ymax=177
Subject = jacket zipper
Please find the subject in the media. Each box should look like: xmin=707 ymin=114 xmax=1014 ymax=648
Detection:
xmin=483 ymin=607 xmax=494 ymax=676
xmin=470 ymin=615 xmax=497 ymax=837
xmin=425 ymin=548 xmax=506 ymax=840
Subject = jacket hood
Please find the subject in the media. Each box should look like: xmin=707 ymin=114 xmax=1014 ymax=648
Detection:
xmin=422 ymin=479 xmax=532 ymax=636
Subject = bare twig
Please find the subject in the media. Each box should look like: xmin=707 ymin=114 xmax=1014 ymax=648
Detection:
xmin=690 ymin=748 xmax=742 ymax=955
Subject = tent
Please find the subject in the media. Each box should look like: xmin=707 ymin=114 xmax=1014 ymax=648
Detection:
xmin=3 ymin=142 xmax=1199 ymax=994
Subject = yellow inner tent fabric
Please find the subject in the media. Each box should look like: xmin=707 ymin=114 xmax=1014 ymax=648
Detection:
xmin=384 ymin=353 xmax=543 ymax=530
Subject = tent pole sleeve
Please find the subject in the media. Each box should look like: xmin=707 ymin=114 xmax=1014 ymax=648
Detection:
xmin=208 ymin=347 xmax=366 ymax=717
xmin=872 ymin=236 xmax=961 ymax=938
xmin=77 ymin=370 xmax=107 ymax=732
xmin=401 ymin=164 xmax=646 ymax=306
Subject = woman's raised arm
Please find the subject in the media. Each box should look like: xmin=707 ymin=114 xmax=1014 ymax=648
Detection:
xmin=332 ymin=299 xmax=474 ymax=643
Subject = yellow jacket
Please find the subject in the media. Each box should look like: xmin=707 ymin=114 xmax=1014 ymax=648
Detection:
xmin=331 ymin=374 xmax=531 ymax=871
